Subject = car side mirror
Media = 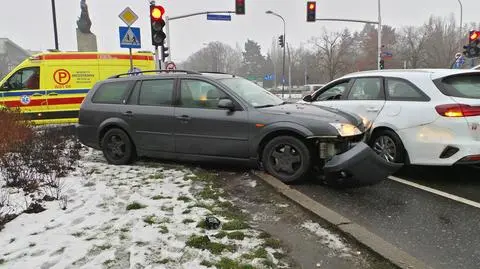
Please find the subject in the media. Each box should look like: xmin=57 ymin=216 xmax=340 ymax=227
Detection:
xmin=218 ymin=99 xmax=235 ymax=111
xmin=302 ymin=94 xmax=313 ymax=102
xmin=1 ymin=83 xmax=9 ymax=91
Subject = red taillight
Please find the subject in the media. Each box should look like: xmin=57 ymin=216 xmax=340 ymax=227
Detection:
xmin=435 ymin=104 xmax=480 ymax=117
xmin=460 ymin=155 xmax=480 ymax=161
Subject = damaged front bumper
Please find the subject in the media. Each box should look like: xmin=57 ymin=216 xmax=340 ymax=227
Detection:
xmin=323 ymin=142 xmax=402 ymax=188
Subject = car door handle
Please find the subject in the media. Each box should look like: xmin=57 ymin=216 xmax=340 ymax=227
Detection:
xmin=32 ymin=93 xmax=43 ymax=97
xmin=123 ymin=111 xmax=133 ymax=117
xmin=366 ymin=107 xmax=380 ymax=112
xmin=48 ymin=92 xmax=58 ymax=96
xmin=176 ymin=115 xmax=191 ymax=121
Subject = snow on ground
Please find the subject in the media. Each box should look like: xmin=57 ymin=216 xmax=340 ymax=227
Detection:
xmin=0 ymin=149 xmax=288 ymax=269
xmin=301 ymin=221 xmax=352 ymax=257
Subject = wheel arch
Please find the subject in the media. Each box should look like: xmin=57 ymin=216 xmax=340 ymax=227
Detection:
xmin=98 ymin=118 xmax=134 ymax=149
xmin=369 ymin=125 xmax=410 ymax=164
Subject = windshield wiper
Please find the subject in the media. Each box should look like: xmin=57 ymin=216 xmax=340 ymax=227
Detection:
xmin=254 ymin=104 xmax=276 ymax=108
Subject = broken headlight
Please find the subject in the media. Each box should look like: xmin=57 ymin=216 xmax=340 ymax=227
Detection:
xmin=329 ymin=123 xmax=362 ymax=137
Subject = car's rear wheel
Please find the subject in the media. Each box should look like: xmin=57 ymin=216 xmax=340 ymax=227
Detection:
xmin=262 ymin=136 xmax=311 ymax=183
xmin=369 ymin=129 xmax=406 ymax=164
xmin=101 ymin=128 xmax=135 ymax=165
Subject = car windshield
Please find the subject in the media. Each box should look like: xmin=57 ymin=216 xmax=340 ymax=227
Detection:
xmin=219 ymin=77 xmax=285 ymax=108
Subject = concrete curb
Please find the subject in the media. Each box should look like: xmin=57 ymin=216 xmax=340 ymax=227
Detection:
xmin=255 ymin=172 xmax=433 ymax=269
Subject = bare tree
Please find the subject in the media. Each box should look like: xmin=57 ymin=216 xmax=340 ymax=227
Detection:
xmin=395 ymin=26 xmax=429 ymax=68
xmin=181 ymin=42 xmax=242 ymax=73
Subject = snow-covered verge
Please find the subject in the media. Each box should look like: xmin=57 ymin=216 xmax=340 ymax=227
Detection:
xmin=0 ymin=149 xmax=289 ymax=269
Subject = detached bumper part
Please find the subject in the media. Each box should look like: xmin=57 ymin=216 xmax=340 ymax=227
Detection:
xmin=323 ymin=142 xmax=402 ymax=188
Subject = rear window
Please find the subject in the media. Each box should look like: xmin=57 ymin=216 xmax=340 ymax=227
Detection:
xmin=436 ymin=74 xmax=480 ymax=99
xmin=92 ymin=81 xmax=133 ymax=104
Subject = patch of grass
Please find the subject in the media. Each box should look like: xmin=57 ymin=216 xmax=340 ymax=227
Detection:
xmin=120 ymin=228 xmax=129 ymax=233
xmin=85 ymin=236 xmax=96 ymax=241
xmin=214 ymin=231 xmax=227 ymax=239
xmin=242 ymin=247 xmax=268 ymax=260
xmin=199 ymin=186 xmax=221 ymax=200
xmin=185 ymin=235 xmax=234 ymax=255
xmin=263 ymin=238 xmax=281 ymax=249
xmin=182 ymin=209 xmax=191 ymax=214
xmin=152 ymin=195 xmax=172 ymax=200
xmin=273 ymin=251 xmax=286 ymax=259
xmin=215 ymin=258 xmax=254 ymax=269
xmin=200 ymin=260 xmax=214 ymax=267
xmin=148 ymin=173 xmax=164 ymax=180
xmin=222 ymin=220 xmax=249 ymax=230
xmin=0 ymin=259 xmax=5 ymax=264
xmin=159 ymin=258 xmax=173 ymax=264
xmin=194 ymin=171 xmax=216 ymax=182
xmin=227 ymin=231 xmax=245 ymax=240
xmin=196 ymin=219 xmax=207 ymax=229
xmin=262 ymin=259 xmax=275 ymax=268
xmin=126 ymin=202 xmax=147 ymax=210
xmin=159 ymin=225 xmax=169 ymax=234
xmin=135 ymin=241 xmax=148 ymax=246
xmin=83 ymin=181 xmax=95 ymax=187
xmin=189 ymin=202 xmax=215 ymax=211
xmin=103 ymin=259 xmax=115 ymax=266
xmin=96 ymin=244 xmax=112 ymax=250
xmin=258 ymin=232 xmax=271 ymax=239
xmin=71 ymin=232 xmax=84 ymax=237
xmin=143 ymin=215 xmax=156 ymax=225
xmin=9 ymin=238 xmax=15 ymax=243
xmin=177 ymin=195 xmax=192 ymax=202
xmin=28 ymin=243 xmax=36 ymax=247
xmin=119 ymin=233 xmax=127 ymax=240
xmin=160 ymin=205 xmax=174 ymax=211
xmin=182 ymin=218 xmax=195 ymax=224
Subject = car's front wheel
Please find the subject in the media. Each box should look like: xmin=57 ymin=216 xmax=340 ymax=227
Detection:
xmin=101 ymin=128 xmax=135 ymax=165
xmin=262 ymin=136 xmax=311 ymax=183
xmin=369 ymin=129 xmax=406 ymax=164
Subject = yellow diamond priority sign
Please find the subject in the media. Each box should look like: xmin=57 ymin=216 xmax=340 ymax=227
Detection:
xmin=119 ymin=7 xmax=138 ymax=26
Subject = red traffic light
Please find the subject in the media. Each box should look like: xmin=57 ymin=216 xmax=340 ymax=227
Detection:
xmin=308 ymin=2 xmax=316 ymax=10
xmin=306 ymin=1 xmax=316 ymax=22
xmin=469 ymin=31 xmax=480 ymax=41
xmin=150 ymin=5 xmax=165 ymax=21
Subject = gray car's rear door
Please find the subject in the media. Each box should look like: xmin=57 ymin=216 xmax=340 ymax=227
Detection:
xmin=173 ymin=78 xmax=250 ymax=158
xmin=122 ymin=79 xmax=176 ymax=153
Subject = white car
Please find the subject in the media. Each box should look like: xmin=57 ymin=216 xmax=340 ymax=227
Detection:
xmin=301 ymin=69 xmax=480 ymax=166
xmin=473 ymin=64 xmax=480 ymax=70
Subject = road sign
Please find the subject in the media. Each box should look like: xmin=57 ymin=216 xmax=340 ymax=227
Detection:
xmin=119 ymin=26 xmax=141 ymax=49
xmin=119 ymin=7 xmax=138 ymax=26
xmin=165 ymin=61 xmax=176 ymax=70
xmin=381 ymin=51 xmax=393 ymax=58
xmin=207 ymin=14 xmax=232 ymax=21
xmin=264 ymin=74 xmax=274 ymax=81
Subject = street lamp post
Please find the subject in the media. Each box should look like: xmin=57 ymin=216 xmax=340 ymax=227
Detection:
xmin=266 ymin=10 xmax=286 ymax=98
xmin=457 ymin=0 xmax=463 ymax=37
xmin=51 ymin=0 xmax=59 ymax=50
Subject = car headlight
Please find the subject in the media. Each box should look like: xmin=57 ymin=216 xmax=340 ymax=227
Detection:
xmin=329 ymin=123 xmax=363 ymax=137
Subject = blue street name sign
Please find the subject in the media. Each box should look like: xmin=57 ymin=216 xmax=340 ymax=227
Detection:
xmin=119 ymin=26 xmax=141 ymax=49
xmin=207 ymin=14 xmax=232 ymax=21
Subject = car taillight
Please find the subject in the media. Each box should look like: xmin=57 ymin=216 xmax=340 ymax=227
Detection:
xmin=435 ymin=104 xmax=480 ymax=117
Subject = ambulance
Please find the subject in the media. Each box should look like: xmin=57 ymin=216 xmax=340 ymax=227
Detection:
xmin=0 ymin=51 xmax=155 ymax=124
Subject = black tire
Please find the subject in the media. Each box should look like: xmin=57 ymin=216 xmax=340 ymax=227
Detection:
xmin=101 ymin=128 xmax=135 ymax=165
xmin=369 ymin=129 xmax=406 ymax=164
xmin=262 ymin=136 xmax=311 ymax=183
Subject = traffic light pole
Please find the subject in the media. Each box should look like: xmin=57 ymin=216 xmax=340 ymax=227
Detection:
xmin=155 ymin=45 xmax=160 ymax=69
xmin=166 ymin=11 xmax=235 ymax=61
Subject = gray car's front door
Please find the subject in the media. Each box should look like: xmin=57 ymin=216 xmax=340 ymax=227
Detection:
xmin=173 ymin=79 xmax=250 ymax=158
xmin=122 ymin=79 xmax=175 ymax=152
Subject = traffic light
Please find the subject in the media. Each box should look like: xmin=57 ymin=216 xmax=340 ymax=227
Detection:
xmin=235 ymin=0 xmax=245 ymax=15
xmin=278 ymin=35 xmax=284 ymax=48
xmin=380 ymin=59 xmax=385 ymax=70
xmin=307 ymin=1 xmax=316 ymax=22
xmin=150 ymin=5 xmax=166 ymax=46
xmin=463 ymin=30 xmax=480 ymax=58
xmin=161 ymin=46 xmax=169 ymax=62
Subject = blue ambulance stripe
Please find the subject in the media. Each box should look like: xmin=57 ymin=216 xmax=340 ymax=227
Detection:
xmin=2 ymin=89 xmax=90 ymax=97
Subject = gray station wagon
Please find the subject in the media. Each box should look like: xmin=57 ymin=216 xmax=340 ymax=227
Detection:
xmin=76 ymin=70 xmax=400 ymax=186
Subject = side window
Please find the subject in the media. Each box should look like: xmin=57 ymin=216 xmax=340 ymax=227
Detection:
xmin=2 ymin=67 xmax=40 ymax=90
xmin=139 ymin=79 xmax=174 ymax=106
xmin=127 ymin=81 xmax=141 ymax=105
xmin=347 ymin=78 xmax=383 ymax=100
xmin=385 ymin=78 xmax=427 ymax=101
xmin=313 ymin=80 xmax=349 ymax=101
xmin=179 ymin=79 xmax=228 ymax=109
xmin=91 ymin=81 xmax=133 ymax=104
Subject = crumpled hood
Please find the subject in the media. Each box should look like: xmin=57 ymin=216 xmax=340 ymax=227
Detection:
xmin=259 ymin=103 xmax=363 ymax=127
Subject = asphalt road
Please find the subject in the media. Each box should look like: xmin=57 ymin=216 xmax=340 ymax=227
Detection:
xmin=293 ymin=165 xmax=480 ymax=269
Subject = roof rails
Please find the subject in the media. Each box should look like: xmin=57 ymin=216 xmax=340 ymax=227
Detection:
xmin=109 ymin=69 xmax=202 ymax=79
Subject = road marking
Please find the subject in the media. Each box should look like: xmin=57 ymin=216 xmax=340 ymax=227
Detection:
xmin=388 ymin=176 xmax=480 ymax=209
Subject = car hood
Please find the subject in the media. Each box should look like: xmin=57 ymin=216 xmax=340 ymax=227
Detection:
xmin=258 ymin=103 xmax=363 ymax=127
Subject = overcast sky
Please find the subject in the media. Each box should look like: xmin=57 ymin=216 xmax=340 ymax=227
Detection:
xmin=1 ymin=0 xmax=479 ymax=62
